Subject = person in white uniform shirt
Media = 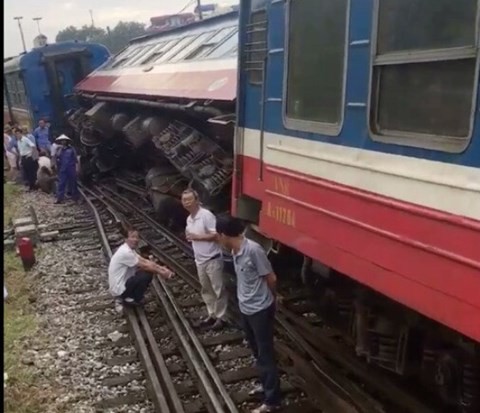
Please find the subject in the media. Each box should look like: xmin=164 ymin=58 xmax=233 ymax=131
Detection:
xmin=14 ymin=128 xmax=38 ymax=190
xmin=109 ymin=226 xmax=175 ymax=309
xmin=181 ymin=189 xmax=228 ymax=330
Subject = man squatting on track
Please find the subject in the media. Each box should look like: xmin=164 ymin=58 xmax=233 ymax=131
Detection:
xmin=181 ymin=189 xmax=228 ymax=330
xmin=108 ymin=227 xmax=174 ymax=311
xmin=216 ymin=215 xmax=282 ymax=413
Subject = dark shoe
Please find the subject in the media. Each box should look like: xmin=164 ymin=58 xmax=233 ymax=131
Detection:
xmin=54 ymin=200 xmax=63 ymax=204
xmin=200 ymin=316 xmax=216 ymax=327
xmin=210 ymin=319 xmax=227 ymax=331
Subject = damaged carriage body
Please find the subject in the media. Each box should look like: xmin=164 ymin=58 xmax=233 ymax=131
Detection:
xmin=69 ymin=11 xmax=239 ymax=223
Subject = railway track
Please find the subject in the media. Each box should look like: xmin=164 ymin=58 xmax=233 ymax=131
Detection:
xmin=75 ymin=178 xmax=445 ymax=413
xmin=80 ymin=184 xmax=317 ymax=412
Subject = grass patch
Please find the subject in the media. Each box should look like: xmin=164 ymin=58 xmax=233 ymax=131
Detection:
xmin=3 ymin=185 xmax=64 ymax=412
xmin=4 ymin=183 xmax=20 ymax=224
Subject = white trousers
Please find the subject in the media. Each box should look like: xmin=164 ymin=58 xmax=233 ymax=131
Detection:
xmin=196 ymin=258 xmax=228 ymax=320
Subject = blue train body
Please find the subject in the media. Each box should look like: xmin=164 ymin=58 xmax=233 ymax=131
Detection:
xmin=4 ymin=41 xmax=110 ymax=133
xmin=237 ymin=0 xmax=479 ymax=168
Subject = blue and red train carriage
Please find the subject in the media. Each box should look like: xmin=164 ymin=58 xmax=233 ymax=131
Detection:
xmin=4 ymin=41 xmax=109 ymax=133
xmin=5 ymin=1 xmax=479 ymax=410
xmin=234 ymin=1 xmax=480 ymax=408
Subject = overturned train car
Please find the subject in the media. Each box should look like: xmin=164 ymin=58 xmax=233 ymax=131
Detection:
xmin=69 ymin=12 xmax=239 ymax=224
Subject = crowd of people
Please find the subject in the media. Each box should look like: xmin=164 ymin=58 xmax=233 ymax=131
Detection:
xmin=3 ymin=119 xmax=79 ymax=204
xmin=108 ymin=190 xmax=282 ymax=413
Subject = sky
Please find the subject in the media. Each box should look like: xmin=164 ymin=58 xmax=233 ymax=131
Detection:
xmin=4 ymin=0 xmax=239 ymax=57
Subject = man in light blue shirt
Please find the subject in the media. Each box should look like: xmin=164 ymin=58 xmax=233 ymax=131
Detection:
xmin=33 ymin=119 xmax=51 ymax=155
xmin=216 ymin=215 xmax=281 ymax=413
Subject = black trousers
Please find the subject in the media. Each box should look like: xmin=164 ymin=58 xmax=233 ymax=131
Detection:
xmin=121 ymin=271 xmax=153 ymax=303
xmin=21 ymin=156 xmax=38 ymax=190
xmin=241 ymin=304 xmax=281 ymax=406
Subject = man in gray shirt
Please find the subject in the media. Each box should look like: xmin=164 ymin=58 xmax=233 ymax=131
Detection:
xmin=216 ymin=215 xmax=281 ymax=413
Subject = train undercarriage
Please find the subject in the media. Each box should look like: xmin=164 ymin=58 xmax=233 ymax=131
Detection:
xmin=295 ymin=253 xmax=480 ymax=413
xmin=69 ymin=97 xmax=480 ymax=413
xmin=68 ymin=95 xmax=234 ymax=227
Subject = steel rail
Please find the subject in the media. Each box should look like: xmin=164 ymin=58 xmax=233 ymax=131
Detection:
xmin=152 ymin=278 xmax=235 ymax=413
xmin=91 ymin=183 xmax=438 ymax=413
xmin=136 ymin=308 xmax=185 ymax=413
xmin=277 ymin=305 xmax=438 ymax=413
xmin=155 ymin=278 xmax=239 ymax=413
xmin=89 ymin=185 xmax=239 ymax=412
xmin=79 ymin=186 xmax=173 ymax=413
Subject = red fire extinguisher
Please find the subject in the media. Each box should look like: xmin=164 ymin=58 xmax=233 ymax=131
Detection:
xmin=17 ymin=237 xmax=36 ymax=271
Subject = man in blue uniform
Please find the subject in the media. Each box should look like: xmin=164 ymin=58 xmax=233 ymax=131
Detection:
xmin=54 ymin=135 xmax=79 ymax=204
xmin=216 ymin=215 xmax=282 ymax=413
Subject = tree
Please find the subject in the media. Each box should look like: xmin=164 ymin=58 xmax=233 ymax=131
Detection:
xmin=101 ymin=21 xmax=147 ymax=54
xmin=56 ymin=25 xmax=106 ymax=43
xmin=56 ymin=21 xmax=147 ymax=54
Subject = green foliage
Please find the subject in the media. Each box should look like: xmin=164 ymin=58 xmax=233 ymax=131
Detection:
xmin=3 ymin=186 xmax=63 ymax=412
xmin=55 ymin=21 xmax=147 ymax=54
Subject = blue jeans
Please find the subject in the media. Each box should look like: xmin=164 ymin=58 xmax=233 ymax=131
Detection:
xmin=241 ymin=304 xmax=281 ymax=406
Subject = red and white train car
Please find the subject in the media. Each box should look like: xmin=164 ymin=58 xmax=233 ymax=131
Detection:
xmin=70 ymin=11 xmax=239 ymax=219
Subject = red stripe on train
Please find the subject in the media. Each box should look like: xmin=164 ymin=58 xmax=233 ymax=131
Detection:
xmin=234 ymin=155 xmax=480 ymax=342
xmin=76 ymin=69 xmax=237 ymax=101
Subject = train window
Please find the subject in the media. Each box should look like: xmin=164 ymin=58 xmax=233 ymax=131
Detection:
xmin=174 ymin=31 xmax=216 ymax=61
xmin=127 ymin=45 xmax=156 ymax=66
xmin=377 ymin=0 xmax=477 ymax=54
xmin=138 ymin=42 xmax=166 ymax=65
xmin=245 ymin=10 xmax=268 ymax=84
xmin=284 ymin=0 xmax=349 ymax=134
xmin=147 ymin=39 xmax=182 ymax=65
xmin=16 ymin=76 xmax=27 ymax=108
xmin=185 ymin=27 xmax=237 ymax=60
xmin=123 ymin=45 xmax=150 ymax=66
xmin=202 ymin=28 xmax=238 ymax=59
xmin=251 ymin=0 xmax=269 ymax=10
xmin=158 ymin=35 xmax=197 ymax=63
xmin=370 ymin=0 xmax=479 ymax=152
xmin=108 ymin=46 xmax=140 ymax=69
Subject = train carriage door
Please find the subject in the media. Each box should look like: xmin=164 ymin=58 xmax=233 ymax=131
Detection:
xmin=42 ymin=49 xmax=91 ymax=131
xmin=237 ymin=1 xmax=269 ymax=190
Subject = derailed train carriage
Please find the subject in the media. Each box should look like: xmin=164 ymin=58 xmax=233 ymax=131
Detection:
xmin=69 ymin=11 xmax=239 ymax=224
xmin=71 ymin=1 xmax=480 ymax=411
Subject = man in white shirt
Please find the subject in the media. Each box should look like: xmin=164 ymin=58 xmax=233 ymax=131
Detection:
xmin=14 ymin=128 xmax=38 ymax=190
xmin=182 ymin=189 xmax=228 ymax=330
xmin=108 ymin=227 xmax=174 ymax=309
